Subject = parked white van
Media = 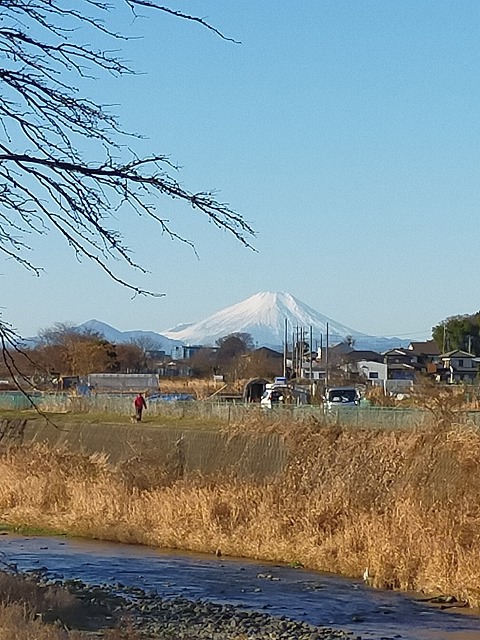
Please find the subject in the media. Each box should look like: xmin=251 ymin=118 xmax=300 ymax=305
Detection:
xmin=260 ymin=384 xmax=290 ymax=409
xmin=324 ymin=386 xmax=360 ymax=409
xmin=260 ymin=382 xmax=310 ymax=409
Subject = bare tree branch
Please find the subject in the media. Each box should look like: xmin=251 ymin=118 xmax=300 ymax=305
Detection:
xmin=125 ymin=1 xmax=241 ymax=43
xmin=0 ymin=317 xmax=39 ymax=403
xmin=0 ymin=0 xmax=253 ymax=290
xmin=0 ymin=1 xmax=253 ymax=398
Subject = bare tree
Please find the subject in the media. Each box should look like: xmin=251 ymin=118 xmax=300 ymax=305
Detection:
xmin=37 ymin=323 xmax=81 ymax=347
xmin=115 ymin=342 xmax=145 ymax=373
xmin=0 ymin=0 xmax=254 ymax=385
xmin=129 ymin=336 xmax=161 ymax=354
xmin=35 ymin=322 xmax=117 ymax=375
xmin=216 ymin=333 xmax=254 ymax=353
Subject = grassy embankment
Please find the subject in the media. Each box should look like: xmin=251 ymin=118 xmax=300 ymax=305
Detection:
xmin=1 ymin=412 xmax=480 ymax=610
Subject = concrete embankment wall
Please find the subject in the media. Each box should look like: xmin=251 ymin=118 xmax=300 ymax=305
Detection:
xmin=0 ymin=419 xmax=287 ymax=479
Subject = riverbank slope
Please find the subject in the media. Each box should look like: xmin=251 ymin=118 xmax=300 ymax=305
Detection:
xmin=0 ymin=416 xmax=479 ymax=607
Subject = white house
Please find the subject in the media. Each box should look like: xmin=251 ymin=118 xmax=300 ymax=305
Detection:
xmin=357 ymin=360 xmax=388 ymax=384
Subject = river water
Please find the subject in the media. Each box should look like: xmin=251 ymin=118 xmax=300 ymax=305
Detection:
xmin=1 ymin=533 xmax=479 ymax=640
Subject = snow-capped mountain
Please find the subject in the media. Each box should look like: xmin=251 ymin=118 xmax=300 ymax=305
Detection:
xmin=72 ymin=293 xmax=409 ymax=354
xmin=76 ymin=319 xmax=182 ymax=352
xmin=162 ymin=292 xmax=408 ymax=352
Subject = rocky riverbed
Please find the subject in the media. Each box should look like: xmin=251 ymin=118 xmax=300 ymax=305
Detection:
xmin=41 ymin=575 xmax=359 ymax=640
xmin=4 ymin=534 xmax=480 ymax=640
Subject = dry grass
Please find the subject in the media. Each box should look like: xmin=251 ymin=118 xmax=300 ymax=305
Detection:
xmin=1 ymin=419 xmax=480 ymax=608
xmin=0 ymin=572 xmax=86 ymax=639
xmin=0 ymin=568 xmax=143 ymax=638
xmin=0 ymin=603 xmax=77 ymax=640
xmin=157 ymin=377 xmax=244 ymax=400
xmin=0 ymin=601 xmax=143 ymax=640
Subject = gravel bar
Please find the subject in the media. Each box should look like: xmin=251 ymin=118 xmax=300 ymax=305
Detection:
xmin=59 ymin=577 xmax=361 ymax=640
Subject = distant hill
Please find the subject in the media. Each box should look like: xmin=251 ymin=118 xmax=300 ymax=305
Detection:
xmin=76 ymin=320 xmax=183 ymax=352
xmin=162 ymin=292 xmax=409 ymax=352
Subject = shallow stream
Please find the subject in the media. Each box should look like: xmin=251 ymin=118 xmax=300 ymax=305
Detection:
xmin=1 ymin=533 xmax=479 ymax=640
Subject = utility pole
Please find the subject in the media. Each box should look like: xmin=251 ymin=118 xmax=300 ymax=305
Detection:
xmin=442 ymin=322 xmax=446 ymax=353
xmin=299 ymin=327 xmax=304 ymax=378
xmin=309 ymin=325 xmax=313 ymax=381
xmin=292 ymin=330 xmax=296 ymax=378
xmin=283 ymin=318 xmax=288 ymax=378
xmin=296 ymin=325 xmax=300 ymax=378
xmin=325 ymin=322 xmax=329 ymax=389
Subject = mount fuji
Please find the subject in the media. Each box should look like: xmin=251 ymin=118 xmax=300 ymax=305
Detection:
xmin=162 ymin=292 xmax=408 ymax=352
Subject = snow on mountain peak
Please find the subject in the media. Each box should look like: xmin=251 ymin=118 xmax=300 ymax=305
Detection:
xmin=162 ymin=291 xmax=366 ymax=348
xmin=74 ymin=292 xmax=408 ymax=354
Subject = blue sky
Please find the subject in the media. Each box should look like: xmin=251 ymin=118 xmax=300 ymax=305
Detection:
xmin=3 ymin=1 xmax=479 ymax=340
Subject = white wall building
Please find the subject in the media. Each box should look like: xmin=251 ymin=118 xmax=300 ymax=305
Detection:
xmin=357 ymin=360 xmax=387 ymax=383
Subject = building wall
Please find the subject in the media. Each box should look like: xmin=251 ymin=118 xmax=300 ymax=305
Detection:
xmin=357 ymin=360 xmax=387 ymax=381
xmin=87 ymin=373 xmax=159 ymax=392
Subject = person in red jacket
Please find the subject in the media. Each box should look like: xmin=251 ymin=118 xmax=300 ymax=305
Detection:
xmin=134 ymin=392 xmax=147 ymax=422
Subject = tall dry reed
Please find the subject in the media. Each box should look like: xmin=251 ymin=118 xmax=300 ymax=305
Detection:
xmin=0 ymin=420 xmax=479 ymax=606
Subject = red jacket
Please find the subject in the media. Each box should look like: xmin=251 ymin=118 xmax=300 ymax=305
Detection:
xmin=134 ymin=395 xmax=146 ymax=409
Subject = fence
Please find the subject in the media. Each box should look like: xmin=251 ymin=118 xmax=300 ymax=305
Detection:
xmin=2 ymin=391 xmax=480 ymax=430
